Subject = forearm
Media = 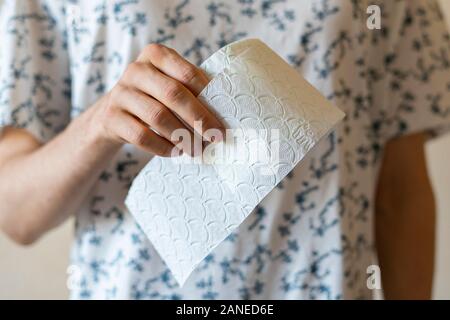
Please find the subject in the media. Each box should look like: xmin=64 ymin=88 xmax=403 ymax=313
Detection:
xmin=0 ymin=43 xmax=223 ymax=245
xmin=375 ymin=193 xmax=436 ymax=300
xmin=0 ymin=103 xmax=121 ymax=244
xmin=375 ymin=132 xmax=436 ymax=299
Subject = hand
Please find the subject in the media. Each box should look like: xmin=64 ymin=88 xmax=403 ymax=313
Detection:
xmin=91 ymin=43 xmax=224 ymax=157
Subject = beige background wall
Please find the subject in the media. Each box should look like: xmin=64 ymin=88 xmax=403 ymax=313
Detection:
xmin=430 ymin=0 xmax=450 ymax=299
xmin=1 ymin=1 xmax=450 ymax=299
xmin=427 ymin=133 xmax=450 ymax=299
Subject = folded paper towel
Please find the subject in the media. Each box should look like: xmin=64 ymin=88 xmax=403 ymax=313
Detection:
xmin=125 ymin=39 xmax=345 ymax=286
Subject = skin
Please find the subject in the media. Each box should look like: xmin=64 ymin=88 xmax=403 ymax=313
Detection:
xmin=375 ymin=132 xmax=435 ymax=300
xmin=0 ymin=44 xmax=435 ymax=299
xmin=0 ymin=43 xmax=224 ymax=244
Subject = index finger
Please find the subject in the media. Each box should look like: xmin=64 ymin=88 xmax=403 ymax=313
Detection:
xmin=137 ymin=43 xmax=209 ymax=96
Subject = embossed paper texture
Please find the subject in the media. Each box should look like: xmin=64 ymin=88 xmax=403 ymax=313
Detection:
xmin=125 ymin=39 xmax=345 ymax=286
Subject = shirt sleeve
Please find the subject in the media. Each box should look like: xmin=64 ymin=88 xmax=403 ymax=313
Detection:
xmin=372 ymin=0 xmax=450 ymax=143
xmin=0 ymin=0 xmax=71 ymax=143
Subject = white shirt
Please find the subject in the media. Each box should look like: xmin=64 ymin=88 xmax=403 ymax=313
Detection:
xmin=1 ymin=0 xmax=450 ymax=299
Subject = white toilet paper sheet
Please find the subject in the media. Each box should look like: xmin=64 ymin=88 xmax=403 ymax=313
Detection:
xmin=125 ymin=39 xmax=345 ymax=285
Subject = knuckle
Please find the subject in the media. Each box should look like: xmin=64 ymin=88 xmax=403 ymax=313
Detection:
xmin=147 ymin=106 xmax=167 ymax=126
xmin=109 ymin=84 xmax=129 ymax=106
xmin=112 ymin=83 xmax=128 ymax=97
xmin=195 ymin=111 xmax=212 ymax=127
xmin=128 ymin=127 xmax=148 ymax=146
xmin=179 ymin=65 xmax=199 ymax=84
xmin=144 ymin=43 xmax=166 ymax=59
xmin=103 ymin=100 xmax=117 ymax=118
xmin=165 ymin=46 xmax=176 ymax=54
xmin=164 ymin=81 xmax=185 ymax=102
xmin=104 ymin=90 xmax=119 ymax=112
xmin=122 ymin=62 xmax=141 ymax=81
xmin=97 ymin=96 xmax=117 ymax=137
